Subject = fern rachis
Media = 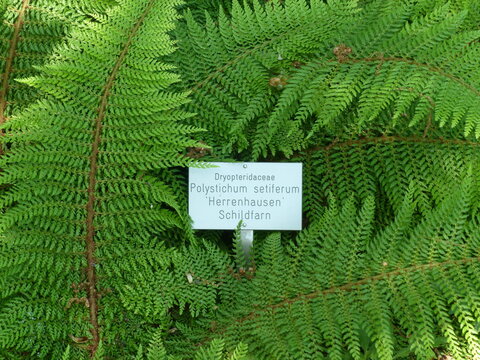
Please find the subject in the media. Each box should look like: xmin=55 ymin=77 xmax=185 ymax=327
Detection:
xmin=0 ymin=0 xmax=201 ymax=357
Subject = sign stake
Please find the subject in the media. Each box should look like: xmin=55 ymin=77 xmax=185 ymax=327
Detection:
xmin=240 ymin=229 xmax=254 ymax=261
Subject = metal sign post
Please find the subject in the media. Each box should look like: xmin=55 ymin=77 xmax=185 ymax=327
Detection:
xmin=240 ymin=229 xmax=254 ymax=261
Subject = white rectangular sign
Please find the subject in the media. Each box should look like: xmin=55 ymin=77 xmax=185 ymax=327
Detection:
xmin=189 ymin=162 xmax=302 ymax=230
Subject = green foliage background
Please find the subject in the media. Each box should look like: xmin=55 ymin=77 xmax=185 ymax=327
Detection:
xmin=0 ymin=0 xmax=479 ymax=359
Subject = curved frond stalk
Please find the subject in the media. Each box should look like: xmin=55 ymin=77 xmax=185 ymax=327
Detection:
xmin=0 ymin=0 xmax=201 ymax=357
xmin=299 ymin=136 xmax=480 ymax=222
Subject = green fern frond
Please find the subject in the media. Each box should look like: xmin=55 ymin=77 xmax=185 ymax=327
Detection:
xmin=120 ymin=241 xmax=234 ymax=320
xmin=172 ymin=0 xmax=480 ymax=159
xmin=62 ymin=345 xmax=71 ymax=360
xmin=233 ymin=221 xmax=248 ymax=270
xmin=194 ymin=338 xmax=225 ymax=360
xmin=132 ymin=333 xmax=248 ymax=360
xmin=68 ymin=0 xmax=118 ymax=13
xmin=139 ymin=181 xmax=480 ymax=359
xmin=0 ymin=0 xmax=202 ymax=357
xmin=146 ymin=330 xmax=168 ymax=360
xmin=91 ymin=342 xmax=105 ymax=360
xmin=0 ymin=0 xmax=116 ymax=134
xmin=0 ymin=0 xmax=478 ymax=359
xmin=299 ymin=136 xmax=480 ymax=223
xmin=194 ymin=338 xmax=248 ymax=360
xmin=227 ymin=342 xmax=248 ymax=360
xmin=407 ymin=0 xmax=480 ymax=31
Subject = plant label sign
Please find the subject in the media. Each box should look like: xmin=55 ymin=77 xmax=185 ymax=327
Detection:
xmin=189 ymin=162 xmax=302 ymax=230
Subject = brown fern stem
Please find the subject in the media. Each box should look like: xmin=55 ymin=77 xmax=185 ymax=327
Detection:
xmin=190 ymin=34 xmax=480 ymax=99
xmin=0 ymin=0 xmax=30 ymax=154
xmin=230 ymin=255 xmax=480 ymax=326
xmin=85 ymin=0 xmax=155 ymax=356
xmin=300 ymin=135 xmax=480 ymax=155
xmin=196 ymin=255 xmax=480 ymax=350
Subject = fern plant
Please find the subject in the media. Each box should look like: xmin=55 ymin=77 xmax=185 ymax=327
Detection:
xmin=0 ymin=0 xmax=480 ymax=359
xmin=59 ymin=334 xmax=249 ymax=360
xmin=172 ymin=0 xmax=480 ymax=159
xmin=168 ymin=0 xmax=480 ymax=252
xmin=118 ymin=1 xmax=480 ymax=359
xmin=409 ymin=0 xmax=480 ymax=30
xmin=0 ymin=0 xmax=116 ymax=137
xmin=300 ymin=133 xmax=480 ymax=223
xmin=134 ymin=334 xmax=248 ymax=360
xmin=121 ymin=181 xmax=480 ymax=359
xmin=0 ymin=0 xmax=203 ymax=357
